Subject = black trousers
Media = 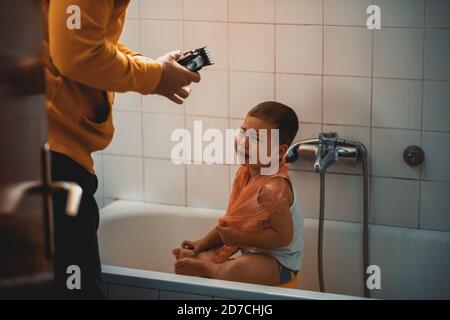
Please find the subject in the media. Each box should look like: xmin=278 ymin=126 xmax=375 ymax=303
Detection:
xmin=51 ymin=151 xmax=105 ymax=299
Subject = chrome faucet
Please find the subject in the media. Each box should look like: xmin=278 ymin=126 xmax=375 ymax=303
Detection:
xmin=286 ymin=132 xmax=365 ymax=171
xmin=314 ymin=132 xmax=339 ymax=173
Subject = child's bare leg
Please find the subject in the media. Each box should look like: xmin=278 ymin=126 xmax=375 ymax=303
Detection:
xmin=174 ymin=253 xmax=281 ymax=286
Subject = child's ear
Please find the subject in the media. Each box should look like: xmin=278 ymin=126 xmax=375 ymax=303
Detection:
xmin=279 ymin=144 xmax=288 ymax=157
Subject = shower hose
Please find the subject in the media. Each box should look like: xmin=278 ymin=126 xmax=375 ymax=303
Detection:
xmin=317 ymin=145 xmax=369 ymax=298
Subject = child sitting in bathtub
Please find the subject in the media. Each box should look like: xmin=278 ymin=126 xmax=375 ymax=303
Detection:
xmin=172 ymin=101 xmax=304 ymax=286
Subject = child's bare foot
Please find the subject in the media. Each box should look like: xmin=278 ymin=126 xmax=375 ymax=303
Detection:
xmin=172 ymin=247 xmax=196 ymax=260
xmin=174 ymin=257 xmax=216 ymax=278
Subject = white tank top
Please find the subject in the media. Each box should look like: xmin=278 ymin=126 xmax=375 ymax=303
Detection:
xmin=247 ymin=186 xmax=304 ymax=271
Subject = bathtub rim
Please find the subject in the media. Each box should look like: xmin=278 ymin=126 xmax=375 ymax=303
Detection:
xmin=102 ymin=265 xmax=365 ymax=300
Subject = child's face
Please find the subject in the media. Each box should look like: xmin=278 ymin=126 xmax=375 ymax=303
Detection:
xmin=235 ymin=116 xmax=288 ymax=168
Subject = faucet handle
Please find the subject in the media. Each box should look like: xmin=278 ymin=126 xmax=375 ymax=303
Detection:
xmin=403 ymin=145 xmax=425 ymax=167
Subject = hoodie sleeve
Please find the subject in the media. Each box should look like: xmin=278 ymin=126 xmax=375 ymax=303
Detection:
xmin=48 ymin=0 xmax=161 ymax=94
xmin=117 ymin=42 xmax=141 ymax=57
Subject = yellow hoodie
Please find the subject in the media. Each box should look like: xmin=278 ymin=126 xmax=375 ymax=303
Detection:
xmin=41 ymin=0 xmax=162 ymax=173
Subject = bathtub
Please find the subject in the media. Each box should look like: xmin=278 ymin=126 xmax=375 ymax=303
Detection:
xmin=98 ymin=200 xmax=450 ymax=300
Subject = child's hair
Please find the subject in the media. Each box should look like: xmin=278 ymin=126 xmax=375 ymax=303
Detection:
xmin=247 ymin=101 xmax=299 ymax=146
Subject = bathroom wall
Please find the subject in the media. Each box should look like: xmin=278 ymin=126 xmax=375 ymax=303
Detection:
xmin=94 ymin=0 xmax=450 ymax=236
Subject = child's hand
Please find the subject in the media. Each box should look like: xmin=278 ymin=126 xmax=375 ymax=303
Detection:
xmin=181 ymin=239 xmax=203 ymax=254
xmin=216 ymin=225 xmax=244 ymax=245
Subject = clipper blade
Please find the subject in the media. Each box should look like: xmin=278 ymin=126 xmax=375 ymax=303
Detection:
xmin=177 ymin=46 xmax=214 ymax=72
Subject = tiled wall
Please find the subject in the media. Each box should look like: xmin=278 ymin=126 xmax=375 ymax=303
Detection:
xmin=94 ymin=0 xmax=450 ymax=233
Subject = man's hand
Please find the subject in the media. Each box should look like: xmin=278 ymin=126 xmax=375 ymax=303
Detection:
xmin=215 ymin=224 xmax=244 ymax=246
xmin=153 ymin=50 xmax=201 ymax=104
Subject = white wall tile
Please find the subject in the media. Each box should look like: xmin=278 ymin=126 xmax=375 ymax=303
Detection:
xmin=144 ymin=158 xmax=185 ymax=205
xmin=92 ymin=153 xmax=104 ymax=208
xmin=276 ymin=25 xmax=323 ymax=74
xmin=425 ymin=30 xmax=450 ymax=81
xmin=185 ymin=70 xmax=228 ymax=117
xmin=276 ymin=0 xmax=323 ymax=24
xmin=184 ymin=0 xmax=228 ymax=22
xmin=143 ymin=113 xmax=184 ymax=158
xmin=140 ymin=20 xmax=183 ymax=58
xmin=372 ymin=79 xmax=422 ymax=130
xmin=126 ymin=0 xmax=139 ymax=19
xmin=229 ymin=117 xmax=243 ymax=130
xmin=143 ymin=95 xmax=184 ymax=114
xmin=230 ymin=23 xmax=275 ymax=72
xmin=290 ymin=170 xmax=320 ymax=219
xmin=276 ymin=74 xmax=322 ymax=123
xmin=114 ymin=93 xmax=141 ymax=112
xmin=185 ymin=116 xmax=229 ymax=164
xmin=423 ymin=81 xmax=450 ymax=132
xmin=322 ymin=125 xmax=371 ymax=175
xmin=120 ymin=19 xmax=140 ymax=52
xmin=105 ymin=111 xmax=143 ymax=156
xmin=140 ymin=0 xmax=183 ymax=20
xmin=184 ymin=22 xmax=227 ymax=70
xmin=324 ymin=173 xmax=364 ymax=223
xmin=374 ymin=0 xmax=424 ymax=28
xmin=103 ymin=155 xmax=144 ymax=201
xmin=324 ymin=0 xmax=373 ymax=26
xmin=324 ymin=26 xmax=372 ymax=77
xmin=425 ymin=0 xmax=450 ymax=28
xmin=420 ymin=181 xmax=450 ymax=232
xmin=372 ymin=128 xmax=421 ymax=179
xmin=187 ymin=164 xmax=229 ymax=209
xmin=229 ymin=0 xmax=275 ymax=23
xmin=371 ymin=177 xmax=420 ymax=228
xmin=421 ymin=131 xmax=450 ymax=181
xmin=374 ymin=29 xmax=424 ymax=79
xmin=323 ymin=76 xmax=371 ymax=126
xmin=230 ymin=72 xmax=274 ymax=119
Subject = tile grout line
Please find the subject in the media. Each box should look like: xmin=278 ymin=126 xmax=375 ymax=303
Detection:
xmin=321 ymin=0 xmax=325 ymax=133
xmin=182 ymin=0 xmax=188 ymax=207
xmin=369 ymin=0 xmax=375 ymax=218
xmin=114 ymin=108 xmax=450 ymax=134
xmin=138 ymin=0 xmax=146 ymax=203
xmin=417 ymin=0 xmax=428 ymax=229
xmin=226 ymin=0 xmax=231 ymax=193
xmin=135 ymin=17 xmax=450 ymax=31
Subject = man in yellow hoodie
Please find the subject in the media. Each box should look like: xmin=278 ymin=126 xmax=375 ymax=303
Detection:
xmin=41 ymin=0 xmax=200 ymax=298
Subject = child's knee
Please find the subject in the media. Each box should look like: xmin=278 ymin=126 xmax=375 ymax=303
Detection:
xmin=222 ymin=258 xmax=247 ymax=278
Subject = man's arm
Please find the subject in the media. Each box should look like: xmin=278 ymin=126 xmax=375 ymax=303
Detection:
xmin=117 ymin=43 xmax=141 ymax=57
xmin=48 ymin=0 xmax=161 ymax=94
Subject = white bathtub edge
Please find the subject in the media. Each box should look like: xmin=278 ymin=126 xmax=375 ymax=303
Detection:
xmin=102 ymin=265 xmax=366 ymax=300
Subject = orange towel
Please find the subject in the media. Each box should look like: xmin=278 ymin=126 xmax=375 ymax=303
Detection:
xmin=213 ymin=161 xmax=291 ymax=263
